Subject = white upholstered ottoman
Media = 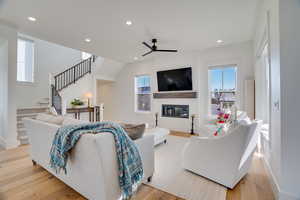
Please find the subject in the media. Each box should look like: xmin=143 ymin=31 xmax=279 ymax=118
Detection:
xmin=145 ymin=127 xmax=170 ymax=146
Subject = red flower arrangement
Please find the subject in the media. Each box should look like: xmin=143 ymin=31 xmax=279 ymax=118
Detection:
xmin=216 ymin=112 xmax=230 ymax=124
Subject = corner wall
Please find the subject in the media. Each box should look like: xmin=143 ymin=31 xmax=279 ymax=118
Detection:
xmin=0 ymin=24 xmax=19 ymax=148
xmin=15 ymin=35 xmax=82 ymax=108
xmin=0 ymin=39 xmax=8 ymax=147
xmin=279 ymin=0 xmax=300 ymax=198
xmin=254 ymin=0 xmax=281 ymax=193
xmin=254 ymin=0 xmax=300 ymax=199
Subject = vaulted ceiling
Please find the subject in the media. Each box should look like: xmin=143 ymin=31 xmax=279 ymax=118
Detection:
xmin=0 ymin=0 xmax=259 ymax=63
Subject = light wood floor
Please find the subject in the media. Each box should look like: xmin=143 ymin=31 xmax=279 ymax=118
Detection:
xmin=0 ymin=132 xmax=275 ymax=200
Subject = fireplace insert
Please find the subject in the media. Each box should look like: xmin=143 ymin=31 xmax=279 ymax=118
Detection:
xmin=162 ymin=104 xmax=189 ymax=118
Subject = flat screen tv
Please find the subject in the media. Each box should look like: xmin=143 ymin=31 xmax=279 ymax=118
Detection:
xmin=157 ymin=67 xmax=193 ymax=91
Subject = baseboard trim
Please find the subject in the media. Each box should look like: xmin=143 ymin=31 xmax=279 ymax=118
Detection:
xmin=262 ymin=156 xmax=280 ymax=199
xmin=279 ymin=191 xmax=300 ymax=200
xmin=0 ymin=136 xmax=6 ymax=149
xmin=262 ymin=156 xmax=300 ymax=200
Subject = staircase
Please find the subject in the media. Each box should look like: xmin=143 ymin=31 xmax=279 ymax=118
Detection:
xmin=17 ymin=107 xmax=49 ymax=144
xmin=16 ymin=56 xmax=97 ymax=145
xmin=51 ymin=55 xmax=96 ymax=113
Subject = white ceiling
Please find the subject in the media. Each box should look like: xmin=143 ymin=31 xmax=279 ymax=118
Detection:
xmin=0 ymin=0 xmax=259 ymax=63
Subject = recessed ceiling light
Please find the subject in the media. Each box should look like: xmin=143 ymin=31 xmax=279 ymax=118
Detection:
xmin=28 ymin=17 xmax=36 ymax=22
xmin=126 ymin=20 xmax=132 ymax=26
xmin=217 ymin=40 xmax=223 ymax=43
xmin=134 ymin=57 xmax=138 ymax=60
xmin=85 ymin=38 xmax=91 ymax=43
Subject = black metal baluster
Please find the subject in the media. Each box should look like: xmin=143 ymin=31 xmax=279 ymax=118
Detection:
xmin=89 ymin=58 xmax=91 ymax=73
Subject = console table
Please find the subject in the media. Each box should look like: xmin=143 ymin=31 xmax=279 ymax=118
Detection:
xmin=67 ymin=106 xmax=100 ymax=122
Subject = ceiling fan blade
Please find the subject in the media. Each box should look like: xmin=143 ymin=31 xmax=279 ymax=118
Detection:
xmin=142 ymin=51 xmax=153 ymax=56
xmin=142 ymin=42 xmax=153 ymax=50
xmin=156 ymin=49 xmax=178 ymax=52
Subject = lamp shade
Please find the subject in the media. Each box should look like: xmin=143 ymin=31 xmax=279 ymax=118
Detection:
xmin=84 ymin=92 xmax=93 ymax=98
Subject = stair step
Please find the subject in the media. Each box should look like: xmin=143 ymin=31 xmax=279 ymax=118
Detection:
xmin=17 ymin=127 xmax=27 ymax=132
xmin=17 ymin=107 xmax=48 ymax=115
xmin=17 ymin=128 xmax=27 ymax=136
xmin=19 ymin=136 xmax=29 ymax=145
xmin=17 ymin=122 xmax=24 ymax=129
xmin=17 ymin=114 xmax=37 ymax=121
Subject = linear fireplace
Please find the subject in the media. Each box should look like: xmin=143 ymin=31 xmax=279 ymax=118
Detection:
xmin=162 ymin=104 xmax=189 ymax=118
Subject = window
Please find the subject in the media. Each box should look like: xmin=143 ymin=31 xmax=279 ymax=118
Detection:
xmin=82 ymin=52 xmax=91 ymax=60
xmin=17 ymin=38 xmax=34 ymax=83
xmin=135 ymin=75 xmax=151 ymax=112
xmin=256 ymin=44 xmax=270 ymax=123
xmin=209 ymin=66 xmax=237 ymax=115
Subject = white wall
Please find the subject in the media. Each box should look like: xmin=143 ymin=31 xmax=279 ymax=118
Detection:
xmin=254 ymin=0 xmax=300 ymax=199
xmin=60 ymin=74 xmax=94 ymax=107
xmin=96 ymin=80 xmax=115 ymax=120
xmin=254 ymin=0 xmax=282 ymax=191
xmin=0 ymin=38 xmax=8 ymax=147
xmin=0 ymin=24 xmax=19 ymax=149
xmin=105 ymin=41 xmax=254 ymax=132
xmin=15 ymin=35 xmax=82 ymax=108
xmin=279 ymin=0 xmax=300 ymax=199
xmin=13 ymin=34 xmax=125 ymax=113
xmin=93 ymin=57 xmax=125 ymax=81
xmin=59 ymin=56 xmax=124 ymax=109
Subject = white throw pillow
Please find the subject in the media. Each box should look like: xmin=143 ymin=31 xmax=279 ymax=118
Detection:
xmin=36 ymin=113 xmax=64 ymax=125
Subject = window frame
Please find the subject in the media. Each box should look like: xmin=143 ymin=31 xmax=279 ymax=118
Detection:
xmin=208 ymin=65 xmax=238 ymax=117
xmin=17 ymin=37 xmax=35 ymax=84
xmin=134 ymin=74 xmax=152 ymax=114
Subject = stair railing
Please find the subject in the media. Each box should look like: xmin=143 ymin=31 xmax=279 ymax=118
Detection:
xmin=51 ymin=55 xmax=96 ymax=114
xmin=51 ymin=84 xmax=62 ymax=115
xmin=54 ymin=55 xmax=96 ymax=91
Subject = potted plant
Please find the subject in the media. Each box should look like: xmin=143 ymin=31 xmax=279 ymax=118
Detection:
xmin=70 ymin=98 xmax=84 ymax=108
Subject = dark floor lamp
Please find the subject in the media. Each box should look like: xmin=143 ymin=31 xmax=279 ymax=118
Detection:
xmin=155 ymin=112 xmax=158 ymax=127
xmin=190 ymin=114 xmax=196 ymax=135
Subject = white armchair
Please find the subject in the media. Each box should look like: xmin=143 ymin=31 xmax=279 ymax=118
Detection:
xmin=182 ymin=120 xmax=261 ymax=189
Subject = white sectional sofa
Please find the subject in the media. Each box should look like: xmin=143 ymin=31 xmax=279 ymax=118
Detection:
xmin=23 ymin=118 xmax=155 ymax=200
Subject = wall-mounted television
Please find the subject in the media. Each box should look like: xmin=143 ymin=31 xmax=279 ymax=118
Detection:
xmin=157 ymin=67 xmax=193 ymax=91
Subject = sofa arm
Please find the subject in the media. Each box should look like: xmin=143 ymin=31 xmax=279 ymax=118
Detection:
xmin=135 ymin=135 xmax=155 ymax=181
xmin=182 ymin=132 xmax=246 ymax=176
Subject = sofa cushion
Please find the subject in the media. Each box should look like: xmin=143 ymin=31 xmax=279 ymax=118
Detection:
xmin=62 ymin=117 xmax=89 ymax=126
xmin=120 ymin=123 xmax=146 ymax=140
xmin=36 ymin=113 xmax=64 ymax=125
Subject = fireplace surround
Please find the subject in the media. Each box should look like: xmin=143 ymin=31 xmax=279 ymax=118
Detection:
xmin=162 ymin=104 xmax=189 ymax=118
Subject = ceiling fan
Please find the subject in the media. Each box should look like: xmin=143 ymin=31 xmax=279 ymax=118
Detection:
xmin=142 ymin=38 xmax=178 ymax=57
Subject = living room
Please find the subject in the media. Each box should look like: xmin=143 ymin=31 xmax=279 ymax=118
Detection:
xmin=1 ymin=0 xmax=300 ymax=200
